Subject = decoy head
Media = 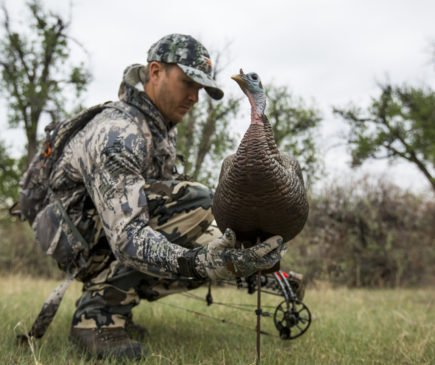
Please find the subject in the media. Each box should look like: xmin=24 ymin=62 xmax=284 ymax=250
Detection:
xmin=231 ymin=69 xmax=264 ymax=96
xmin=232 ymin=69 xmax=266 ymax=116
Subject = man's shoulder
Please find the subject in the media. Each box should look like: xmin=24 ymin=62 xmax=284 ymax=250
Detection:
xmin=93 ymin=104 xmax=150 ymax=131
xmin=60 ymin=104 xmax=152 ymax=167
xmin=82 ymin=105 xmax=151 ymax=145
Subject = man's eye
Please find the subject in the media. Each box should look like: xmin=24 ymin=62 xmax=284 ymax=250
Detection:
xmin=183 ymin=79 xmax=202 ymax=90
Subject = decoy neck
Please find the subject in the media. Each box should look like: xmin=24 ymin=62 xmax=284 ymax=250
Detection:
xmin=232 ymin=69 xmax=266 ymax=124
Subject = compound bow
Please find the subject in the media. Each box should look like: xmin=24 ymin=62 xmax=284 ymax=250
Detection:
xmin=165 ymin=270 xmax=312 ymax=341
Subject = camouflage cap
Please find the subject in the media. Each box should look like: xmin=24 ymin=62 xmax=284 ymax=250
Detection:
xmin=147 ymin=34 xmax=224 ymax=100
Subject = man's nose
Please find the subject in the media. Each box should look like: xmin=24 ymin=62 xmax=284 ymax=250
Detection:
xmin=188 ymin=88 xmax=199 ymax=104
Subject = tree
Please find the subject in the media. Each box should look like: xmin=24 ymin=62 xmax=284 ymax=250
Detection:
xmin=0 ymin=140 xmax=21 ymax=209
xmin=0 ymin=0 xmax=91 ymax=165
xmin=333 ymin=84 xmax=435 ymax=193
xmin=265 ymin=83 xmax=322 ymax=185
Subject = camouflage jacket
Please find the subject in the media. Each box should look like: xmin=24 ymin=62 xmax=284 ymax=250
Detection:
xmin=32 ymin=64 xmax=189 ymax=279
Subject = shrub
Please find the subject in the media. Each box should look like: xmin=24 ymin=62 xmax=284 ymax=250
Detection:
xmin=0 ymin=212 xmax=62 ymax=279
xmin=284 ymin=176 xmax=435 ymax=287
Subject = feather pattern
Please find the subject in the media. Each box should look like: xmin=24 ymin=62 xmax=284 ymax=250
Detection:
xmin=212 ymin=70 xmax=308 ymax=247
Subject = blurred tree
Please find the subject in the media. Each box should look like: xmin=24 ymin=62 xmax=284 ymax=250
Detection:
xmin=266 ymin=83 xmax=322 ymax=186
xmin=287 ymin=175 xmax=435 ymax=287
xmin=0 ymin=0 xmax=91 ymax=165
xmin=334 ymin=84 xmax=435 ymax=193
xmin=0 ymin=140 xmax=21 ymax=209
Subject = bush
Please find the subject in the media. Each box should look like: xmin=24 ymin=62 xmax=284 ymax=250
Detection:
xmin=0 ymin=211 xmax=62 ymax=279
xmin=283 ymin=176 xmax=435 ymax=287
xmin=1 ymin=176 xmax=434 ymax=288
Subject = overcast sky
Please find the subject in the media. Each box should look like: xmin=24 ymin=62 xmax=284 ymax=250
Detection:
xmin=1 ymin=0 xmax=434 ymax=196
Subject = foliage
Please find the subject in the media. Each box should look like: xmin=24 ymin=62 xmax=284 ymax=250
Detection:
xmin=0 ymin=140 xmax=21 ymax=207
xmin=0 ymin=0 xmax=91 ymax=165
xmin=285 ymin=176 xmax=435 ymax=287
xmin=266 ymin=83 xmax=322 ymax=186
xmin=333 ymin=83 xmax=435 ymax=193
xmin=0 ymin=218 xmax=60 ymax=278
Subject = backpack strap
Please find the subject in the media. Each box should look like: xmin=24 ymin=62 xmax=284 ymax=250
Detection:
xmin=48 ymin=186 xmax=89 ymax=255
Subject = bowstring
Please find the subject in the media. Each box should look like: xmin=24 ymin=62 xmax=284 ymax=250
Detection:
xmin=157 ymin=300 xmax=278 ymax=338
xmin=181 ymin=292 xmax=276 ymax=312
xmin=155 ymin=276 xmax=289 ymax=340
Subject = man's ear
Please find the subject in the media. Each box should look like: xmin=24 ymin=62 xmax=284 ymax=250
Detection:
xmin=148 ymin=61 xmax=162 ymax=84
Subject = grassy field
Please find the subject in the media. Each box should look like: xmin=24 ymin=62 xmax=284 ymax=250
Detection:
xmin=0 ymin=275 xmax=433 ymax=365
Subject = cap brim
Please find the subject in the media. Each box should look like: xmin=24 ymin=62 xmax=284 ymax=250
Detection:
xmin=178 ymin=64 xmax=224 ymax=100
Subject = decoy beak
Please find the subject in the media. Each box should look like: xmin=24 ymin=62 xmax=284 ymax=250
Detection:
xmin=231 ymin=73 xmax=247 ymax=88
xmin=232 ymin=68 xmax=249 ymax=94
xmin=231 ymin=68 xmax=245 ymax=82
xmin=231 ymin=74 xmax=242 ymax=82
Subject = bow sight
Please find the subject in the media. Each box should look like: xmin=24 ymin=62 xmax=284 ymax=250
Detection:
xmin=233 ymin=270 xmax=312 ymax=340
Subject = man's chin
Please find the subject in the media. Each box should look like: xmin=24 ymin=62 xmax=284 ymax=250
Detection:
xmin=173 ymin=112 xmax=189 ymax=124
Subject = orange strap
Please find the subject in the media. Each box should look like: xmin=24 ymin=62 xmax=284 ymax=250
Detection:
xmin=43 ymin=142 xmax=52 ymax=158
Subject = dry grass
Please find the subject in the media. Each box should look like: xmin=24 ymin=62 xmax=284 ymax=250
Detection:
xmin=0 ymin=275 xmax=434 ymax=364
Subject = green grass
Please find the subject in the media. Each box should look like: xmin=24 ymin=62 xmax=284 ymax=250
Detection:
xmin=0 ymin=275 xmax=434 ymax=365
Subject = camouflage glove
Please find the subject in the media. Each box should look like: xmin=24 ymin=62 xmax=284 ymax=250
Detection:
xmin=177 ymin=228 xmax=286 ymax=281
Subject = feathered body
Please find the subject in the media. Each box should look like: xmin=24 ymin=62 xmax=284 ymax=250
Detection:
xmin=212 ymin=70 xmax=309 ymax=246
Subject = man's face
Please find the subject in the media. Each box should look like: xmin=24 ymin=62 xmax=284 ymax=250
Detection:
xmin=153 ymin=65 xmax=203 ymax=124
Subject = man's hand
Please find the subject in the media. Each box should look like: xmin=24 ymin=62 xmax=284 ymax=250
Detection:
xmin=184 ymin=228 xmax=286 ymax=281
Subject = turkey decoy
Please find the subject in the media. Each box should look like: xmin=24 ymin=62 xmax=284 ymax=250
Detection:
xmin=212 ymin=69 xmax=309 ymax=250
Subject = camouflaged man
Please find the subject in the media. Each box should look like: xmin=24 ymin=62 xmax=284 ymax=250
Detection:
xmin=32 ymin=34 xmax=287 ymax=360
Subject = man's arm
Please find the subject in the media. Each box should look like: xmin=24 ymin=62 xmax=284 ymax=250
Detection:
xmin=77 ymin=113 xmax=188 ymax=279
xmin=76 ymin=112 xmax=286 ymax=281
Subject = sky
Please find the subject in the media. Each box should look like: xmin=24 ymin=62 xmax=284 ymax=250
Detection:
xmin=1 ymin=0 xmax=434 ymax=196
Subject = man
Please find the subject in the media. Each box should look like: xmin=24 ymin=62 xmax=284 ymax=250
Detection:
xmin=32 ymin=34 xmax=286 ymax=360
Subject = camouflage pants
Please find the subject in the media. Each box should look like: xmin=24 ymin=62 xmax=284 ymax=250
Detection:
xmin=72 ymin=180 xmax=219 ymax=329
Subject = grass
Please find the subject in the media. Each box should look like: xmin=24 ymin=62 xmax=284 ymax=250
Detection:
xmin=0 ymin=275 xmax=434 ymax=365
